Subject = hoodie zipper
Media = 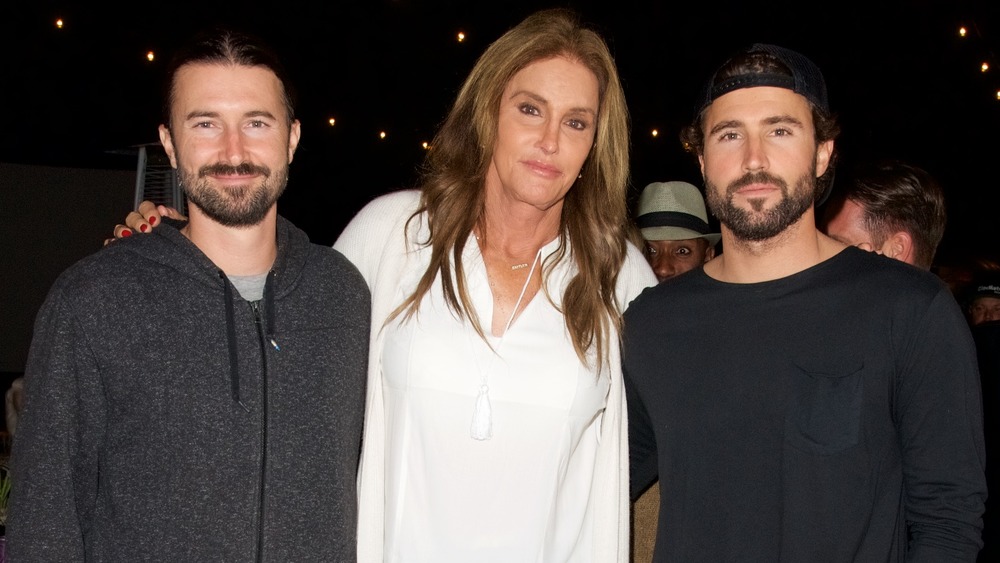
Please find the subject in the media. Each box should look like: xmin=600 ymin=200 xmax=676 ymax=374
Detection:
xmin=250 ymin=299 xmax=270 ymax=563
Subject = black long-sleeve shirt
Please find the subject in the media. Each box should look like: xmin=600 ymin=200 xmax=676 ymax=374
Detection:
xmin=624 ymin=247 xmax=986 ymax=562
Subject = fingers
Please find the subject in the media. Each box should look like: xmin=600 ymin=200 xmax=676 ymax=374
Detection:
xmin=107 ymin=200 xmax=181 ymax=247
xmin=157 ymin=205 xmax=187 ymax=221
xmin=104 ymin=223 xmax=133 ymax=247
xmin=125 ymin=211 xmax=152 ymax=234
xmin=136 ymin=200 xmax=164 ymax=228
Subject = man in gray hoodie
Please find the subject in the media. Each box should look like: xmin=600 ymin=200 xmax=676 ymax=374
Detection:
xmin=7 ymin=27 xmax=370 ymax=562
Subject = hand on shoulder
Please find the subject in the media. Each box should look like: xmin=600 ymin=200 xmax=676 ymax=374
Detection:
xmin=103 ymin=200 xmax=186 ymax=246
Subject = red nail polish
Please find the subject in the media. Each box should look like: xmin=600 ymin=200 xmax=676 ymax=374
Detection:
xmin=139 ymin=224 xmax=148 ymax=233
xmin=149 ymin=216 xmax=157 ymax=225
xmin=121 ymin=229 xmax=133 ymax=237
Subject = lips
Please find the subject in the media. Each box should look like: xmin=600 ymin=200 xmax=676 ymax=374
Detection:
xmin=523 ymin=159 xmax=561 ymax=178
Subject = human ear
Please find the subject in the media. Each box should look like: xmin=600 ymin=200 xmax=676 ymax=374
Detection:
xmin=815 ymin=140 xmax=834 ymax=177
xmin=287 ymin=119 xmax=302 ymax=163
xmin=879 ymin=231 xmax=914 ymax=264
xmin=158 ymin=125 xmax=178 ymax=169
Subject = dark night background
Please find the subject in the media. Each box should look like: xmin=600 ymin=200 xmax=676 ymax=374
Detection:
xmin=4 ymin=1 xmax=999 ymax=246
xmin=1 ymin=0 xmax=999 ymax=372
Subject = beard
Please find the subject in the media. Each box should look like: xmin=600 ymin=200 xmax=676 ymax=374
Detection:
xmin=705 ymin=169 xmax=817 ymax=242
xmin=179 ymin=161 xmax=289 ymax=227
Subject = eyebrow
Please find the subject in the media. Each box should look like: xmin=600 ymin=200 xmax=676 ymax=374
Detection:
xmin=509 ymin=90 xmax=597 ymax=117
xmin=183 ymin=110 xmax=278 ymax=121
xmin=707 ymin=114 xmax=805 ymax=136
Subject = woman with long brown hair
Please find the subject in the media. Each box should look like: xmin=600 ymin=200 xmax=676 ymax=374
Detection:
xmin=335 ymin=8 xmax=655 ymax=561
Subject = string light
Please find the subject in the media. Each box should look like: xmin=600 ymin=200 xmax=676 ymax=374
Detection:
xmin=959 ymin=26 xmax=967 ymax=37
xmin=457 ymin=31 xmax=466 ymax=42
xmin=422 ymin=142 xmax=430 ymax=149
xmin=651 ymin=129 xmax=659 ymax=138
xmin=982 ymin=62 xmax=990 ymax=72
xmin=328 ymin=118 xmax=336 ymax=126
xmin=146 ymin=51 xmax=155 ymax=62
xmin=379 ymin=131 xmax=387 ymax=140
xmin=55 ymin=18 xmax=64 ymax=29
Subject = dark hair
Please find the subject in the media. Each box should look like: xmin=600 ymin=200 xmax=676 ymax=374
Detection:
xmin=161 ymin=27 xmax=297 ymax=127
xmin=839 ymin=160 xmax=947 ymax=269
xmin=680 ymin=49 xmax=840 ymax=201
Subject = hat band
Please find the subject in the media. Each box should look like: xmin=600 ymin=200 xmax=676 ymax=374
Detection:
xmin=636 ymin=211 xmax=710 ymax=234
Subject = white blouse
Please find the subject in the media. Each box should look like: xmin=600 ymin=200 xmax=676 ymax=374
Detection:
xmin=379 ymin=236 xmax=608 ymax=562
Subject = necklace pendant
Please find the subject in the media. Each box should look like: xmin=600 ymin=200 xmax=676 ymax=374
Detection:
xmin=511 ymin=263 xmax=529 ymax=270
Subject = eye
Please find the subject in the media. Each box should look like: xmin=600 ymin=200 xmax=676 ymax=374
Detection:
xmin=718 ymin=130 xmax=740 ymax=142
xmin=566 ymin=118 xmax=589 ymax=131
xmin=518 ymin=103 xmax=541 ymax=117
xmin=645 ymin=244 xmax=658 ymax=257
xmin=676 ymin=247 xmax=692 ymax=256
xmin=772 ymin=127 xmax=793 ymax=137
xmin=193 ymin=121 xmax=215 ymax=129
xmin=247 ymin=120 xmax=268 ymax=128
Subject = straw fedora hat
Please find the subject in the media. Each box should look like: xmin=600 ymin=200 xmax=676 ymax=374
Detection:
xmin=636 ymin=181 xmax=721 ymax=245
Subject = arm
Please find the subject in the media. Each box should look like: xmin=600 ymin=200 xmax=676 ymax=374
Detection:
xmin=7 ymin=287 xmax=105 ymax=561
xmin=624 ymin=365 xmax=659 ymax=502
xmin=898 ymin=288 xmax=987 ymax=562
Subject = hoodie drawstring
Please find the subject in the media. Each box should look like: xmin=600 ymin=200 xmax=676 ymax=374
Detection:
xmin=221 ymin=271 xmax=250 ymax=412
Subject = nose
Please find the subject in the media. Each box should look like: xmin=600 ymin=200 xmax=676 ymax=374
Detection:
xmin=223 ymin=129 xmax=247 ymax=165
xmin=536 ymin=119 xmax=559 ymax=155
xmin=742 ymin=135 xmax=767 ymax=172
xmin=651 ymin=254 xmax=679 ymax=283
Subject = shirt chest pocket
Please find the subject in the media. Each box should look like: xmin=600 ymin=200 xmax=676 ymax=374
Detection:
xmin=784 ymin=358 xmax=864 ymax=455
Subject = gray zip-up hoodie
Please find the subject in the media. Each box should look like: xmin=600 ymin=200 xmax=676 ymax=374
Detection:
xmin=8 ymin=216 xmax=370 ymax=562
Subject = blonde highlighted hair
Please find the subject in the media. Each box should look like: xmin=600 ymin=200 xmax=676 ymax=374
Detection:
xmin=393 ymin=8 xmax=631 ymax=368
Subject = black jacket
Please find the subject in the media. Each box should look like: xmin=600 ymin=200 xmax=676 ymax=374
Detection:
xmin=8 ymin=216 xmax=370 ymax=562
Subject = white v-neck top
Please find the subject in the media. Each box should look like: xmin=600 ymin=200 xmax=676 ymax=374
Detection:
xmin=334 ymin=189 xmax=658 ymax=563
xmin=379 ymin=236 xmax=608 ymax=562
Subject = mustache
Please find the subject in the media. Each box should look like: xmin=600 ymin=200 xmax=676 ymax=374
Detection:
xmin=727 ymin=171 xmax=787 ymax=194
xmin=198 ymin=162 xmax=271 ymax=178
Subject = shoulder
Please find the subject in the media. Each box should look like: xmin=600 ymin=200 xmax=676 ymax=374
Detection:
xmin=836 ymin=247 xmax=948 ymax=300
xmin=334 ymin=190 xmax=422 ymax=251
xmin=615 ymin=241 xmax=658 ymax=308
xmin=334 ymin=189 xmax=425 ymax=282
xmin=346 ymin=189 xmax=422 ymax=230
xmin=308 ymin=243 xmax=370 ymax=290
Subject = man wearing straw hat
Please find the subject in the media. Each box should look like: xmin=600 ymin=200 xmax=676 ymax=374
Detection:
xmin=634 ymin=181 xmax=721 ymax=284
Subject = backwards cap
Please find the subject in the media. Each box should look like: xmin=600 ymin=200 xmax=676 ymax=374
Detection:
xmin=698 ymin=43 xmax=829 ymax=114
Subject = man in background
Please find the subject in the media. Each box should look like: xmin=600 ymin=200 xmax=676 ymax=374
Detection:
xmin=821 ymin=159 xmax=946 ymax=270
xmin=634 ymin=181 xmax=720 ymax=283
xmin=7 ymin=28 xmax=370 ymax=561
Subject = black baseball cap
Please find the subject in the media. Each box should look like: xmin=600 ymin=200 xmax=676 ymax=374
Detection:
xmin=698 ymin=43 xmax=829 ymax=114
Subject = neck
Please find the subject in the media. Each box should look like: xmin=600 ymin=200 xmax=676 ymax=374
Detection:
xmin=181 ymin=205 xmax=279 ymax=276
xmin=705 ymin=210 xmax=846 ymax=283
xmin=478 ymin=193 xmax=562 ymax=262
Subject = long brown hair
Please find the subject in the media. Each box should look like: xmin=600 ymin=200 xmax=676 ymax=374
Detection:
xmin=392 ymin=8 xmax=631 ymax=368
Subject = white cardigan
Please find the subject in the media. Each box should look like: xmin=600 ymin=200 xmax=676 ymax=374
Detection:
xmin=334 ymin=189 xmax=657 ymax=562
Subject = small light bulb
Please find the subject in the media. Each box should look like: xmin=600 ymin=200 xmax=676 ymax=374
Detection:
xmin=982 ymin=62 xmax=990 ymax=73
xmin=146 ymin=51 xmax=155 ymax=62
xmin=56 ymin=18 xmax=64 ymax=29
xmin=422 ymin=142 xmax=429 ymax=149
xmin=959 ymin=26 xmax=967 ymax=37
xmin=457 ymin=32 xmax=466 ymax=42
xmin=379 ymin=131 xmax=387 ymax=140
xmin=651 ymin=129 xmax=659 ymax=138
xmin=328 ymin=118 xmax=336 ymax=126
